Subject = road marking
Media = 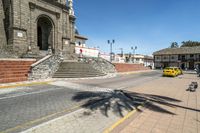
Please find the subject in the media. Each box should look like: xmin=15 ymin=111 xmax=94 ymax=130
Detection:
xmin=0 ymin=81 xmax=52 ymax=89
xmin=103 ymin=101 xmax=147 ymax=133
xmin=0 ymin=102 xmax=85 ymax=133
xmin=103 ymin=109 xmax=137 ymax=133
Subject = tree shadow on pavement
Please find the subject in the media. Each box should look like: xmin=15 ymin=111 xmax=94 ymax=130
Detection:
xmin=72 ymin=90 xmax=182 ymax=117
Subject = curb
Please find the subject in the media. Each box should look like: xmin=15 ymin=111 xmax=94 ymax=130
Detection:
xmin=0 ymin=80 xmax=54 ymax=89
xmin=118 ymin=70 xmax=154 ymax=75
xmin=0 ymin=74 xmax=117 ymax=89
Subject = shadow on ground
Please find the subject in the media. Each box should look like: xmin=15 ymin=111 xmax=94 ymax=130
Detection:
xmin=72 ymin=90 xmax=182 ymax=117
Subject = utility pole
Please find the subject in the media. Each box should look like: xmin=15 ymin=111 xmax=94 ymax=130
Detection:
xmin=108 ymin=40 xmax=115 ymax=62
xmin=119 ymin=48 xmax=123 ymax=57
xmin=131 ymin=46 xmax=137 ymax=63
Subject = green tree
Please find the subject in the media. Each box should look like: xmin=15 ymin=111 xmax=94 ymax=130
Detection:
xmin=181 ymin=40 xmax=200 ymax=47
xmin=170 ymin=42 xmax=179 ymax=48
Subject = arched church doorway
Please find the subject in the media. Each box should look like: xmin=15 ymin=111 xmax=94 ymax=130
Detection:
xmin=37 ymin=16 xmax=53 ymax=51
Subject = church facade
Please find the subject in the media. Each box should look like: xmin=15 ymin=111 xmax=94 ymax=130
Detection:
xmin=1 ymin=0 xmax=76 ymax=58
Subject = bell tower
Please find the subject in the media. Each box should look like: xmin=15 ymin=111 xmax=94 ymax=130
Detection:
xmin=56 ymin=0 xmax=67 ymax=5
xmin=68 ymin=0 xmax=74 ymax=16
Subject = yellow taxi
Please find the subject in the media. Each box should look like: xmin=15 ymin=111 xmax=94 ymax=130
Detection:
xmin=176 ymin=67 xmax=183 ymax=75
xmin=163 ymin=67 xmax=179 ymax=77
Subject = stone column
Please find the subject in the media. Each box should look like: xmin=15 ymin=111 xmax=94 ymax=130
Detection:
xmin=0 ymin=0 xmax=7 ymax=49
xmin=68 ymin=0 xmax=74 ymax=16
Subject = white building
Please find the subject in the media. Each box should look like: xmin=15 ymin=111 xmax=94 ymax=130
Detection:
xmin=123 ymin=54 xmax=154 ymax=67
xmin=75 ymin=46 xmax=99 ymax=58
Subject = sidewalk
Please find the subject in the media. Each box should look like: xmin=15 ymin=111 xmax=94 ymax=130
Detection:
xmin=114 ymin=74 xmax=200 ymax=133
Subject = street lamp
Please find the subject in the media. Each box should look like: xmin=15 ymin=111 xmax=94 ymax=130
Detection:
xmin=108 ymin=39 xmax=115 ymax=62
xmin=131 ymin=46 xmax=137 ymax=63
xmin=119 ymin=48 xmax=123 ymax=57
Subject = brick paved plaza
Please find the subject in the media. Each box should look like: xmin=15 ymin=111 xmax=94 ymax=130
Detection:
xmin=117 ymin=73 xmax=200 ymax=133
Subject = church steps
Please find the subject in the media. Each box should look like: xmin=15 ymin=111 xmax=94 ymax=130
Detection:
xmin=0 ymin=66 xmax=31 ymax=69
xmin=53 ymin=71 xmax=103 ymax=74
xmin=53 ymin=72 xmax=105 ymax=76
xmin=53 ymin=62 xmax=106 ymax=78
xmin=0 ymin=68 xmax=30 ymax=72
xmin=53 ymin=73 xmax=106 ymax=78
xmin=0 ymin=73 xmax=28 ymax=78
xmin=0 ymin=61 xmax=34 ymax=65
xmin=0 ymin=59 xmax=35 ymax=83
xmin=0 ymin=77 xmax=28 ymax=83
xmin=0 ymin=71 xmax=29 ymax=75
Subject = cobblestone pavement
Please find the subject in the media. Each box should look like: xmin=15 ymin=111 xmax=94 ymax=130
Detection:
xmin=6 ymin=72 xmax=199 ymax=133
xmin=0 ymin=80 xmax=137 ymax=133
xmin=116 ymin=73 xmax=200 ymax=133
xmin=0 ymin=85 xmax=83 ymax=133
xmin=21 ymin=107 xmax=129 ymax=133
xmin=0 ymin=70 xmax=161 ymax=133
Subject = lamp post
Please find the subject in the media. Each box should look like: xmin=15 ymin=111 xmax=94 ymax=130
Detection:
xmin=131 ymin=46 xmax=137 ymax=63
xmin=119 ymin=48 xmax=123 ymax=57
xmin=108 ymin=39 xmax=115 ymax=62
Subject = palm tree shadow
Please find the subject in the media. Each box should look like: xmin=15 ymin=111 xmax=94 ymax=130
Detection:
xmin=72 ymin=90 xmax=183 ymax=117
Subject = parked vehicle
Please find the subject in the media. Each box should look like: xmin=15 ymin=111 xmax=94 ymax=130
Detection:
xmin=176 ymin=67 xmax=183 ymax=75
xmin=163 ymin=67 xmax=179 ymax=77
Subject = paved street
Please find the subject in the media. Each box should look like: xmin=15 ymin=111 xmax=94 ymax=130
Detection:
xmin=17 ymin=72 xmax=200 ymax=133
xmin=1 ymin=70 xmax=199 ymax=133
xmin=0 ymin=71 xmax=160 ymax=133
xmin=69 ymin=70 xmax=161 ymax=89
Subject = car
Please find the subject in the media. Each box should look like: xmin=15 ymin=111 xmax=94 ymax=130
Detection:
xmin=176 ymin=67 xmax=183 ymax=75
xmin=163 ymin=67 xmax=179 ymax=77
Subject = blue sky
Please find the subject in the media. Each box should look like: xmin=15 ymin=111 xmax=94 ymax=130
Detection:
xmin=74 ymin=0 xmax=200 ymax=55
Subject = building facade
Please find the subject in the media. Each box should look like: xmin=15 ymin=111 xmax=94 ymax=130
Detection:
xmin=74 ymin=34 xmax=100 ymax=58
xmin=1 ymin=0 xmax=76 ymax=58
xmin=123 ymin=54 xmax=154 ymax=67
xmin=153 ymin=47 xmax=200 ymax=70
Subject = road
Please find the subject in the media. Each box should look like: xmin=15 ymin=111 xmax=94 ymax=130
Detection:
xmin=70 ymin=70 xmax=161 ymax=89
xmin=0 ymin=70 xmax=161 ymax=133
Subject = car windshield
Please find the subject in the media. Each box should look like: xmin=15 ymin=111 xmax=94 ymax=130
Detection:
xmin=165 ymin=67 xmax=173 ymax=70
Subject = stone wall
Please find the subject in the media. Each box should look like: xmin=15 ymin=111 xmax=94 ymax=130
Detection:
xmin=29 ymin=54 xmax=63 ymax=80
xmin=113 ymin=63 xmax=150 ymax=72
xmin=0 ymin=49 xmax=18 ymax=58
xmin=88 ymin=57 xmax=116 ymax=74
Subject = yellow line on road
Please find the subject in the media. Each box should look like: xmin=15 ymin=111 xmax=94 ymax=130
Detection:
xmin=103 ymin=110 xmax=137 ymax=133
xmin=0 ymin=81 xmax=53 ymax=89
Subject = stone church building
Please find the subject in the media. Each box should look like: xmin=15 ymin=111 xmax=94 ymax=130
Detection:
xmin=0 ymin=0 xmax=76 ymax=58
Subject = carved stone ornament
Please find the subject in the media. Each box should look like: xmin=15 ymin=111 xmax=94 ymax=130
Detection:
xmin=29 ymin=3 xmax=36 ymax=10
xmin=56 ymin=13 xmax=60 ymax=19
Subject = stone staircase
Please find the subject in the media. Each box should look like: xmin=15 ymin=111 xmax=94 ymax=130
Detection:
xmin=53 ymin=61 xmax=106 ymax=78
xmin=0 ymin=59 xmax=36 ymax=83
